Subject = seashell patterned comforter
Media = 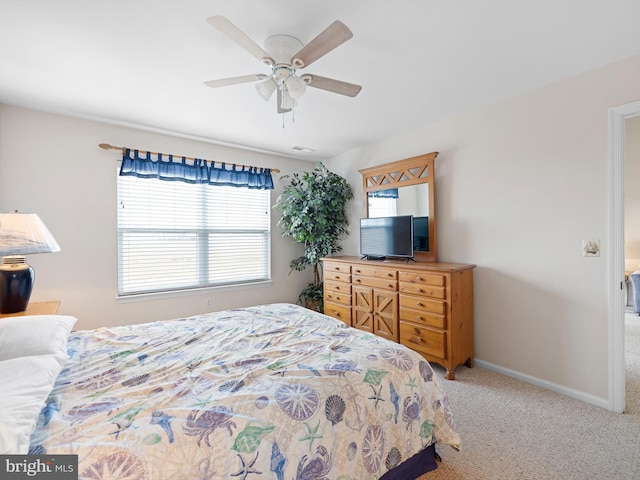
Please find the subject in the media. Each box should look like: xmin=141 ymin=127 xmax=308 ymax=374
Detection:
xmin=29 ymin=303 xmax=460 ymax=479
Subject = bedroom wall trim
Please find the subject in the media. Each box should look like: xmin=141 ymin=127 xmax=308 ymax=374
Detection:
xmin=475 ymin=360 xmax=610 ymax=410
xmin=609 ymin=100 xmax=640 ymax=414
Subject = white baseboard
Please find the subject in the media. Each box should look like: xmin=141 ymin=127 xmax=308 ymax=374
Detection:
xmin=474 ymin=359 xmax=612 ymax=411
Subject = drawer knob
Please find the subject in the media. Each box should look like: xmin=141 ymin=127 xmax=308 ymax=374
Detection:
xmin=417 ymin=316 xmax=423 ymax=320
xmin=417 ymin=302 xmax=424 ymax=307
xmin=335 ymin=275 xmax=340 ymax=279
xmin=417 ymin=288 xmax=423 ymax=293
xmin=411 ymin=336 xmax=423 ymax=344
xmin=387 ymin=273 xmax=393 ymax=277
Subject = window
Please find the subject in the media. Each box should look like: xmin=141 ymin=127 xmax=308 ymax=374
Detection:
xmin=368 ymin=196 xmax=397 ymax=218
xmin=117 ymin=174 xmax=271 ymax=296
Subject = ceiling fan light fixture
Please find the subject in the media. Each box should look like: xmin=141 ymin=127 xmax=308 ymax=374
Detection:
xmin=285 ymin=75 xmax=306 ymax=99
xmin=205 ymin=17 xmax=362 ymax=116
xmin=280 ymin=89 xmax=297 ymax=110
xmin=255 ymin=78 xmax=277 ymax=101
xmin=273 ymin=65 xmax=291 ymax=81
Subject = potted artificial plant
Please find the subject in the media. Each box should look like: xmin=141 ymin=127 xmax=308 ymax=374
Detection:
xmin=274 ymin=163 xmax=353 ymax=312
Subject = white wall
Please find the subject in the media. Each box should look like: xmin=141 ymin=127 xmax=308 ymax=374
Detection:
xmin=327 ymin=54 xmax=640 ymax=403
xmin=0 ymin=105 xmax=313 ymax=330
xmin=625 ymin=115 xmax=640 ymax=272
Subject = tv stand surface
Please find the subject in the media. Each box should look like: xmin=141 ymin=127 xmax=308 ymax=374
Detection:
xmin=362 ymin=255 xmax=386 ymax=261
xmin=361 ymin=255 xmax=418 ymax=263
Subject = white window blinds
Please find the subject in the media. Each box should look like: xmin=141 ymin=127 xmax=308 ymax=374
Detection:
xmin=117 ymin=174 xmax=271 ymax=296
xmin=368 ymin=196 xmax=397 ymax=218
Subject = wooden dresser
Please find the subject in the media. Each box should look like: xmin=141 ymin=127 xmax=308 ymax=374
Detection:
xmin=323 ymin=256 xmax=475 ymax=380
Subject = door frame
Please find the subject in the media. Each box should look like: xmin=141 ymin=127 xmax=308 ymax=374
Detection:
xmin=608 ymin=100 xmax=640 ymax=413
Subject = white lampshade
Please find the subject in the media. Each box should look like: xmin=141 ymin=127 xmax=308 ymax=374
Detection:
xmin=285 ymin=75 xmax=307 ymax=99
xmin=0 ymin=212 xmax=60 ymax=314
xmin=0 ymin=212 xmax=60 ymax=256
xmin=255 ymin=78 xmax=277 ymax=101
xmin=280 ymin=89 xmax=297 ymax=110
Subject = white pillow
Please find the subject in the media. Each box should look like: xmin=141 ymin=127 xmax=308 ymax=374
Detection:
xmin=0 ymin=354 xmax=64 ymax=454
xmin=0 ymin=420 xmax=18 ymax=455
xmin=0 ymin=315 xmax=76 ymax=364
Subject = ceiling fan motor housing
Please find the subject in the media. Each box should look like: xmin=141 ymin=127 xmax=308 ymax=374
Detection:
xmin=264 ymin=35 xmax=303 ymax=66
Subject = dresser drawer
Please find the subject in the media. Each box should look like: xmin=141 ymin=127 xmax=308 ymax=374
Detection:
xmin=353 ymin=275 xmax=398 ymax=291
xmin=324 ymin=280 xmax=352 ymax=295
xmin=325 ymin=301 xmax=352 ymax=325
xmin=400 ymin=323 xmax=446 ymax=360
xmin=399 ymin=271 xmax=445 ymax=286
xmin=399 ymin=294 xmax=445 ymax=315
xmin=399 ymin=307 xmax=446 ymax=330
xmin=399 ymin=281 xmax=445 ymax=299
xmin=324 ymin=290 xmax=351 ymax=306
xmin=352 ymin=265 xmax=397 ymax=280
xmin=324 ymin=262 xmax=351 ymax=274
xmin=325 ymin=271 xmax=351 ymax=283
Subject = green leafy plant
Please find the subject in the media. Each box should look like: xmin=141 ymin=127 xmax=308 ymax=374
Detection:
xmin=274 ymin=163 xmax=354 ymax=312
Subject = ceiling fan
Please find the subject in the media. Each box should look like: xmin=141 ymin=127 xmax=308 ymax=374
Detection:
xmin=204 ymin=16 xmax=362 ymax=113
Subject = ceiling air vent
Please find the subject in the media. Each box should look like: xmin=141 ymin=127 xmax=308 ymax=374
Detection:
xmin=292 ymin=145 xmax=315 ymax=152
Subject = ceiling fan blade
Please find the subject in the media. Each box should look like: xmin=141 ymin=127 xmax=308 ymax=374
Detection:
xmin=207 ymin=16 xmax=274 ymax=65
xmin=302 ymin=74 xmax=362 ymax=97
xmin=204 ymin=74 xmax=267 ymax=88
xmin=292 ymin=20 xmax=353 ymax=68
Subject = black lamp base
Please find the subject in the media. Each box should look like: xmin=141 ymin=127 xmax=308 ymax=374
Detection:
xmin=0 ymin=260 xmax=35 ymax=314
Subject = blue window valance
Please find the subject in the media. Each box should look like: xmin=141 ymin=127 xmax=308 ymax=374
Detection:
xmin=368 ymin=188 xmax=399 ymax=198
xmin=119 ymin=148 xmax=274 ymax=190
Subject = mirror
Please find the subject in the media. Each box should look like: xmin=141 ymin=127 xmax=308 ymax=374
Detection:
xmin=359 ymin=152 xmax=437 ymax=262
xmin=368 ymin=183 xmax=430 ymax=252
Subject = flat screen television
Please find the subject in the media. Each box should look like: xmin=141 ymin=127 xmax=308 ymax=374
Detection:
xmin=360 ymin=215 xmax=413 ymax=259
xmin=413 ymin=216 xmax=429 ymax=252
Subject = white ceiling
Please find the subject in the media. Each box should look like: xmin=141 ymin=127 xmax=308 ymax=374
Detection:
xmin=1 ymin=0 xmax=639 ymax=161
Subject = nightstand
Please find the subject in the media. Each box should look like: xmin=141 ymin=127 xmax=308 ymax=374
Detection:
xmin=0 ymin=300 xmax=60 ymax=318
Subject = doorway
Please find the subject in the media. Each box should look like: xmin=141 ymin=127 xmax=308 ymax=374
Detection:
xmin=609 ymin=100 xmax=640 ymax=413
xmin=624 ymin=116 xmax=640 ymax=413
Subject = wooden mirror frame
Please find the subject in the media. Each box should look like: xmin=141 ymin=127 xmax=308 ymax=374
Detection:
xmin=359 ymin=152 xmax=438 ymax=262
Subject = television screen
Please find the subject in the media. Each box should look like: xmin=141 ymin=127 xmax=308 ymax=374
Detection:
xmin=360 ymin=215 xmax=413 ymax=259
xmin=413 ymin=216 xmax=429 ymax=252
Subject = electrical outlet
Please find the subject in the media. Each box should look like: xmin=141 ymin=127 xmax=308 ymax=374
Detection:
xmin=582 ymin=239 xmax=600 ymax=257
xmin=205 ymin=298 xmax=212 ymax=308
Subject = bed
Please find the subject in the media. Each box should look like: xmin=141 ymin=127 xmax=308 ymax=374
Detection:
xmin=2 ymin=303 xmax=460 ymax=479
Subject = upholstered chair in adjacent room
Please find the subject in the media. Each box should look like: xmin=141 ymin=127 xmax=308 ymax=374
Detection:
xmin=630 ymin=272 xmax=640 ymax=314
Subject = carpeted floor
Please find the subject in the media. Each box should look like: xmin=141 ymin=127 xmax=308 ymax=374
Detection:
xmin=418 ymin=313 xmax=640 ymax=479
xmin=624 ymin=311 xmax=640 ymax=415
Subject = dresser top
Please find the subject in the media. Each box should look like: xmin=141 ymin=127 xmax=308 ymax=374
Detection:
xmin=322 ymin=256 xmax=476 ymax=272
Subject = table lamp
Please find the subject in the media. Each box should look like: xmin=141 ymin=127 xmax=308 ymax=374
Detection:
xmin=0 ymin=212 xmax=60 ymax=313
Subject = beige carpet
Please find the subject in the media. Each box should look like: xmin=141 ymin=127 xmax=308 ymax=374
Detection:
xmin=625 ymin=311 xmax=640 ymax=415
xmin=418 ymin=313 xmax=640 ymax=479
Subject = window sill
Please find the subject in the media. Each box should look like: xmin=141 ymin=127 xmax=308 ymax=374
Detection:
xmin=116 ymin=280 xmax=273 ymax=304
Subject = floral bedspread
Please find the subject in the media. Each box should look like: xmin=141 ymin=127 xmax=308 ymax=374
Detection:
xmin=30 ymin=303 xmax=459 ymax=479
